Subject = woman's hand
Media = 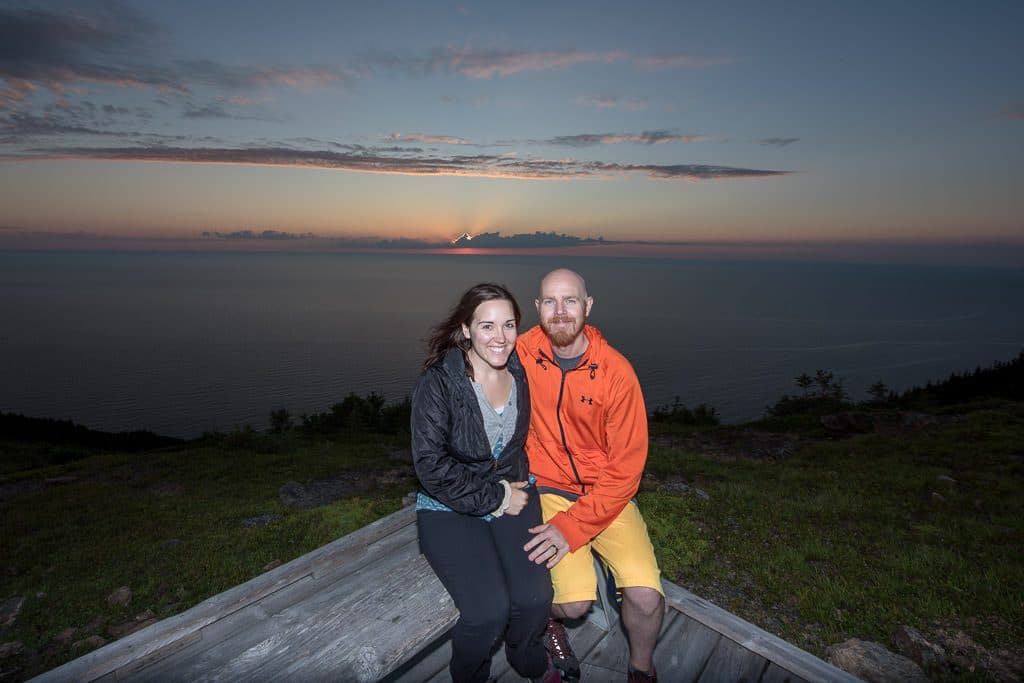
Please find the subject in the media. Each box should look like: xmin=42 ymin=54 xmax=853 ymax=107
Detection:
xmin=504 ymin=481 xmax=530 ymax=516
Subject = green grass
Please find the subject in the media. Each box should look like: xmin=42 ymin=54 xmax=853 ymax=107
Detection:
xmin=644 ymin=402 xmax=1024 ymax=676
xmin=2 ymin=404 xmax=1023 ymax=680
xmin=0 ymin=432 xmax=413 ymax=679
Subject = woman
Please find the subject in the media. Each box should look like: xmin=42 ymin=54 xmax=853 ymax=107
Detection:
xmin=412 ymin=283 xmax=559 ymax=683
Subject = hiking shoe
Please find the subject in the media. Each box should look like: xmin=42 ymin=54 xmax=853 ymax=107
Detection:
xmin=543 ymin=618 xmax=580 ymax=680
xmin=531 ymin=653 xmax=563 ymax=683
xmin=626 ymin=666 xmax=657 ymax=682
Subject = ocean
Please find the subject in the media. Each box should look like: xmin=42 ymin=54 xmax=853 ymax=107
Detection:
xmin=2 ymin=250 xmax=1022 ymax=439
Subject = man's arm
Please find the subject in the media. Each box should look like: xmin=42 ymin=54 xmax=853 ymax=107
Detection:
xmin=548 ymin=367 xmax=648 ymax=550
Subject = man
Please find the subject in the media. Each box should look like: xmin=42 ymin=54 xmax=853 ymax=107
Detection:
xmin=518 ymin=268 xmax=664 ymax=683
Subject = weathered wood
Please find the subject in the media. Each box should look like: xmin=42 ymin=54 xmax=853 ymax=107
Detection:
xmin=662 ymin=582 xmax=858 ymax=683
xmin=760 ymin=661 xmax=804 ymax=683
xmin=652 ymin=610 xmax=722 ymax=682
xmin=32 ymin=505 xmax=859 ymax=683
xmin=697 ymin=634 xmax=772 ymax=683
xmin=31 ymin=506 xmax=417 ymax=683
xmin=133 ymin=540 xmax=455 ymax=683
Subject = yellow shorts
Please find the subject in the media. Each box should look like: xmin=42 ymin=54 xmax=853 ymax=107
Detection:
xmin=541 ymin=493 xmax=663 ymax=604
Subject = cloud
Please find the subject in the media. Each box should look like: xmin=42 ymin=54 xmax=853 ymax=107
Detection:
xmin=547 ymin=131 xmax=704 ymax=147
xmin=634 ymin=54 xmax=735 ymax=70
xmin=998 ymin=103 xmax=1024 ymax=120
xmin=576 ymin=94 xmax=647 ymax=111
xmin=0 ymin=4 xmax=183 ymax=95
xmin=370 ymin=47 xmax=628 ymax=79
xmin=175 ymin=60 xmax=347 ymax=91
xmin=4 ymin=144 xmax=790 ymax=182
xmin=202 ymin=229 xmax=315 ymax=240
xmin=760 ymin=137 xmax=799 ymax=147
xmin=384 ymin=132 xmax=469 ymax=145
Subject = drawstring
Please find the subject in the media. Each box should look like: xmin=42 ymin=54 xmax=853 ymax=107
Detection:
xmin=588 ymin=363 xmax=598 ymax=379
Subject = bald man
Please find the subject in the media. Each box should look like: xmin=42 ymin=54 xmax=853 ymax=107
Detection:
xmin=518 ymin=269 xmax=664 ymax=683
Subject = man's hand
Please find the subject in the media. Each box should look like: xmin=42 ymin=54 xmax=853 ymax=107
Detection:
xmin=525 ymin=523 xmax=570 ymax=568
xmin=504 ymin=481 xmax=529 ymax=516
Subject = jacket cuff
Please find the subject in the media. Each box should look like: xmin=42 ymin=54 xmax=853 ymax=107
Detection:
xmin=490 ymin=480 xmax=513 ymax=517
xmin=549 ymin=511 xmax=589 ymax=552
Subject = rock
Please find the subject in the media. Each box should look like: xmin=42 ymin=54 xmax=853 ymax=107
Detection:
xmin=0 ymin=596 xmax=24 ymax=628
xmin=658 ymin=480 xmax=710 ymax=500
xmin=109 ymin=610 xmax=158 ymax=639
xmin=821 ymin=412 xmax=876 ymax=434
xmin=43 ymin=476 xmax=77 ymax=486
xmin=241 ymin=514 xmax=281 ymax=528
xmin=71 ymin=635 xmax=106 ymax=651
xmin=931 ymin=491 xmax=946 ymax=503
xmin=401 ymin=490 xmax=417 ymax=507
xmin=262 ymin=560 xmax=282 ymax=572
xmin=826 ymin=638 xmax=929 ymax=682
xmin=0 ymin=641 xmax=24 ymax=658
xmin=936 ymin=475 xmax=956 ymax=486
xmin=893 ymin=625 xmax=946 ymax=670
xmin=279 ymin=473 xmax=373 ymax=508
xmin=107 ymin=586 xmax=131 ymax=607
xmin=54 ymin=627 xmax=77 ymax=644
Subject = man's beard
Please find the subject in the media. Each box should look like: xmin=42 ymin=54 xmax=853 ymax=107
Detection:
xmin=542 ymin=314 xmax=585 ymax=348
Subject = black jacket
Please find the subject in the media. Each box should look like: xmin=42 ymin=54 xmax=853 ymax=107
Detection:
xmin=411 ymin=347 xmax=531 ymax=515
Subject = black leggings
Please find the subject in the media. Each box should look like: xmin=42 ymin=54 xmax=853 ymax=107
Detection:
xmin=417 ymin=491 xmax=553 ymax=683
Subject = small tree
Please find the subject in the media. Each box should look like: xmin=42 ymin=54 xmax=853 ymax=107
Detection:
xmin=867 ymin=380 xmax=889 ymax=404
xmin=269 ymin=408 xmax=291 ymax=433
xmin=795 ymin=373 xmax=814 ymax=396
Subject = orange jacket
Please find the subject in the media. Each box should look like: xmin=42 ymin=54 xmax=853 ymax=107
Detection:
xmin=517 ymin=324 xmax=649 ymax=551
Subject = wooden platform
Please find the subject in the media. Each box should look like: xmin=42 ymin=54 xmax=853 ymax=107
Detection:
xmin=32 ymin=506 xmax=859 ymax=683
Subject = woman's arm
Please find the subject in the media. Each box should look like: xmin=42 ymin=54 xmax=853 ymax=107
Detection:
xmin=411 ymin=370 xmax=506 ymax=515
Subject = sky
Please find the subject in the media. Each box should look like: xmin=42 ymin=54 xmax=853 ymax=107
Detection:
xmin=1 ymin=0 xmax=1022 ymax=264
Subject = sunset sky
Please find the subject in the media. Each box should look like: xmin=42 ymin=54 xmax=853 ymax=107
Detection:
xmin=1 ymin=1 xmax=1022 ymax=263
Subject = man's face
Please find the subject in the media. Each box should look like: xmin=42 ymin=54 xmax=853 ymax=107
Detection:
xmin=536 ymin=272 xmax=593 ymax=348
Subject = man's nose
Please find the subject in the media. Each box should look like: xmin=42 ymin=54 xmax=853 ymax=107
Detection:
xmin=555 ymin=300 xmax=566 ymax=314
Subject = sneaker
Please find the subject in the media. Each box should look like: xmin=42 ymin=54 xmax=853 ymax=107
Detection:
xmin=531 ymin=653 xmax=563 ymax=683
xmin=543 ymin=619 xmax=580 ymax=681
xmin=626 ymin=666 xmax=657 ymax=682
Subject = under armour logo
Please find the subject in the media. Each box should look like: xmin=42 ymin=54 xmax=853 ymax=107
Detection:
xmin=579 ymin=395 xmax=593 ymax=405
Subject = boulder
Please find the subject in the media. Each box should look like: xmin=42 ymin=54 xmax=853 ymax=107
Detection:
xmin=106 ymin=586 xmax=131 ymax=607
xmin=826 ymin=638 xmax=929 ymax=682
xmin=0 ymin=596 xmax=24 ymax=628
xmin=893 ymin=625 xmax=946 ymax=670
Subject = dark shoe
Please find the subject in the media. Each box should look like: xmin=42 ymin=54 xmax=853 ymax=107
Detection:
xmin=531 ymin=653 xmax=563 ymax=683
xmin=626 ymin=666 xmax=657 ymax=682
xmin=543 ymin=619 xmax=580 ymax=680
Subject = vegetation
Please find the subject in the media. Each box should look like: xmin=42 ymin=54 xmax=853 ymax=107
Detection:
xmin=1 ymin=353 xmax=1022 ymax=680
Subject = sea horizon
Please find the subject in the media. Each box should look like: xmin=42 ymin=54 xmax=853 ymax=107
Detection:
xmin=2 ymin=249 xmax=1022 ymax=439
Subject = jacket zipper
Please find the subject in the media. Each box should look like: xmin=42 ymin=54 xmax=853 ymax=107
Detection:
xmin=540 ymin=350 xmax=586 ymax=494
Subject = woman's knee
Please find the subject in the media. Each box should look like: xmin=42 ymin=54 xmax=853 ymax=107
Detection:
xmin=459 ymin=598 xmax=510 ymax=637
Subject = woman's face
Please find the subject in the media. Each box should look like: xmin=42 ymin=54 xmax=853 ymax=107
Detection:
xmin=462 ymin=299 xmax=518 ymax=372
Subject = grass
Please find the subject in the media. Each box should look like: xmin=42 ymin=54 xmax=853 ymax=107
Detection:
xmin=644 ymin=402 xmax=1024 ymax=679
xmin=0 ymin=432 xmax=413 ymax=679
xmin=2 ymin=403 xmax=1022 ymax=681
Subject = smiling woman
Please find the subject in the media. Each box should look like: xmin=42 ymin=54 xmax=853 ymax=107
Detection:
xmin=410 ymin=282 xmax=558 ymax=683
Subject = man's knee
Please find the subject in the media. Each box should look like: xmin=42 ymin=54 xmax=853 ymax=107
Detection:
xmin=554 ymin=599 xmax=593 ymax=620
xmin=621 ymin=586 xmax=663 ymax=617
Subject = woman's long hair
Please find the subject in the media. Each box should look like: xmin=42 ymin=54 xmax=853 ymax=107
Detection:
xmin=424 ymin=283 xmax=521 ymax=378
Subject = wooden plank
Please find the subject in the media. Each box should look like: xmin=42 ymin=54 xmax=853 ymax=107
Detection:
xmin=653 ymin=611 xmax=721 ymax=683
xmin=662 ymin=582 xmax=859 ymax=683
xmin=760 ymin=661 xmax=805 ymax=683
xmin=697 ymin=635 xmax=771 ymax=683
xmin=31 ymin=506 xmax=417 ymax=683
xmin=134 ymin=542 xmax=455 ymax=683
xmin=381 ymin=630 xmax=452 ymax=683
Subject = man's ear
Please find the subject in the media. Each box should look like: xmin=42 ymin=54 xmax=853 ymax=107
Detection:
xmin=584 ymin=296 xmax=594 ymax=317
